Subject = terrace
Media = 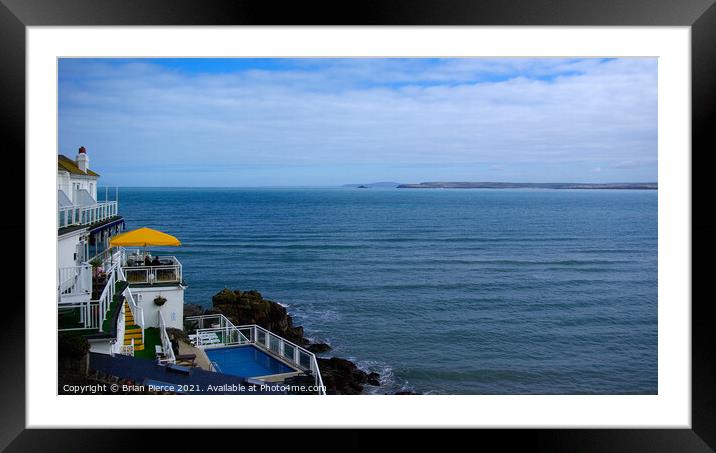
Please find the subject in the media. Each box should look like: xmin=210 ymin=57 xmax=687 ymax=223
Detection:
xmin=58 ymin=200 xmax=118 ymax=229
xmin=121 ymin=251 xmax=183 ymax=286
xmin=58 ymin=248 xmax=125 ymax=329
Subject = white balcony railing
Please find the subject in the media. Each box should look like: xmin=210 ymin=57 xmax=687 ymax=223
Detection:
xmin=159 ymin=310 xmax=176 ymax=364
xmin=58 ymin=261 xmax=117 ymax=332
xmin=122 ymin=256 xmax=183 ymax=285
xmin=58 ymin=264 xmax=92 ymax=298
xmin=111 ymin=301 xmax=128 ymax=356
xmin=117 ymin=266 xmax=140 ymax=323
xmin=117 ymin=265 xmax=145 ymax=347
xmin=58 ymin=201 xmax=118 ymax=229
xmin=88 ymin=247 xmax=123 ymax=270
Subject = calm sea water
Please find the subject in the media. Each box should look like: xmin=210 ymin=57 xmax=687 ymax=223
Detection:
xmin=117 ymin=187 xmax=657 ymax=394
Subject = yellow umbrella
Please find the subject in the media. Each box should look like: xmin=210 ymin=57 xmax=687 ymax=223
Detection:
xmin=110 ymin=227 xmax=181 ymax=247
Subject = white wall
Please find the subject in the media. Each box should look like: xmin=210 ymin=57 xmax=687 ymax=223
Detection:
xmin=57 ymin=230 xmax=85 ymax=268
xmin=131 ymin=286 xmax=185 ymax=330
xmin=58 ymin=171 xmax=71 ymax=199
xmin=58 ymin=171 xmax=98 ymax=203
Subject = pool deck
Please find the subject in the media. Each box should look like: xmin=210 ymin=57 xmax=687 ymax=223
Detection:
xmin=178 ymin=339 xmax=212 ymax=371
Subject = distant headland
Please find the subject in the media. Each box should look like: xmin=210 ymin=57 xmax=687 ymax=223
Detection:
xmin=343 ymin=182 xmax=400 ymax=188
xmin=395 ymin=182 xmax=657 ymax=190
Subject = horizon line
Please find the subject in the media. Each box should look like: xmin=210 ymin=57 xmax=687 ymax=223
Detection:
xmin=96 ymin=182 xmax=658 ymax=189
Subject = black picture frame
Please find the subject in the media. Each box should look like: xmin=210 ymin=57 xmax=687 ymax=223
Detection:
xmin=6 ymin=0 xmax=714 ymax=450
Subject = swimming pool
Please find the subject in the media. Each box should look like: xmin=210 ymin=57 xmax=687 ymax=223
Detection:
xmin=205 ymin=345 xmax=296 ymax=378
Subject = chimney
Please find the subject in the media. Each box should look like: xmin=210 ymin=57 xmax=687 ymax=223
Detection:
xmin=76 ymin=146 xmax=89 ymax=173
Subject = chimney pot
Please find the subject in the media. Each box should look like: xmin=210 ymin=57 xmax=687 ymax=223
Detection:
xmin=76 ymin=146 xmax=89 ymax=172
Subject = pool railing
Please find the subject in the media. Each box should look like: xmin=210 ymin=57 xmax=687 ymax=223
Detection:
xmin=186 ymin=314 xmax=326 ymax=395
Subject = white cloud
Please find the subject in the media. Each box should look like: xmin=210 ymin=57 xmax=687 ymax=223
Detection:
xmin=58 ymin=58 xmax=657 ymax=184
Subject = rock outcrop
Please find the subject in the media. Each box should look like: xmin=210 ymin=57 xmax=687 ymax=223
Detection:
xmin=306 ymin=342 xmax=332 ymax=354
xmin=209 ymin=288 xmax=306 ymax=345
xmin=317 ymin=357 xmax=381 ymax=395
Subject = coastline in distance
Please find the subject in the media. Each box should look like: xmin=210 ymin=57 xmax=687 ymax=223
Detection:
xmin=395 ymin=182 xmax=657 ymax=190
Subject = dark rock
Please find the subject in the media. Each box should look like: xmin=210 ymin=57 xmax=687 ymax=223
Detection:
xmin=183 ymin=303 xmax=205 ymax=318
xmin=317 ymin=357 xmax=381 ymax=394
xmin=210 ymin=288 xmax=306 ymax=345
xmin=306 ymin=342 xmax=332 ymax=354
xmin=166 ymin=327 xmax=189 ymax=344
xmin=366 ymin=372 xmax=381 ymax=386
xmin=394 ymin=391 xmax=421 ymax=395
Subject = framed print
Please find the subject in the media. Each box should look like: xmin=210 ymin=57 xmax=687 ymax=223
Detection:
xmin=6 ymin=0 xmax=715 ymax=449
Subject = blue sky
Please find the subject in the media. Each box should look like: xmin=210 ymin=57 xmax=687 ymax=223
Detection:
xmin=58 ymin=58 xmax=657 ymax=187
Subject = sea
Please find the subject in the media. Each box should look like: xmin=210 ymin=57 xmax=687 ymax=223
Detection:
xmin=117 ymin=187 xmax=657 ymax=395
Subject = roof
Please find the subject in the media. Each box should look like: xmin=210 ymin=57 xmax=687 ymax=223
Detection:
xmin=57 ymin=224 xmax=88 ymax=237
xmin=58 ymin=154 xmax=100 ymax=177
xmin=75 ymin=188 xmax=97 ymax=206
xmin=88 ymin=216 xmax=125 ymax=235
xmin=58 ymin=214 xmax=123 ymax=236
xmin=57 ymin=189 xmax=73 ymax=208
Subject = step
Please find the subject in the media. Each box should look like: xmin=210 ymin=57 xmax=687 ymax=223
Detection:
xmin=124 ymin=332 xmax=143 ymax=340
xmin=134 ymin=344 xmax=145 ymax=351
xmin=124 ymin=338 xmax=143 ymax=346
xmin=125 ymin=327 xmax=141 ymax=334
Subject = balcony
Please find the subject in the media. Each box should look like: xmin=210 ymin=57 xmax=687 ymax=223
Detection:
xmin=121 ymin=255 xmax=183 ymax=286
xmin=58 ymin=262 xmax=120 ymax=332
xmin=58 ymin=201 xmax=118 ymax=229
xmin=58 ymin=264 xmax=92 ymax=300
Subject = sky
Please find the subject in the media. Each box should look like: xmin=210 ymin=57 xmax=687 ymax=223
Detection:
xmin=58 ymin=58 xmax=657 ymax=187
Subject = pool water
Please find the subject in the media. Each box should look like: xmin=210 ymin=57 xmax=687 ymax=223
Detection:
xmin=205 ymin=345 xmax=295 ymax=378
